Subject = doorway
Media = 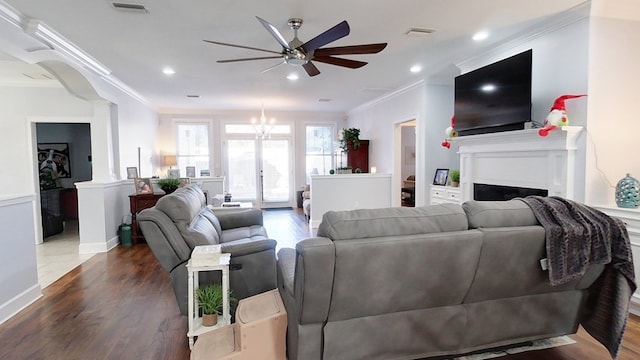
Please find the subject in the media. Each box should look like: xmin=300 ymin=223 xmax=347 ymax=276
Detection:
xmin=396 ymin=120 xmax=416 ymax=207
xmin=224 ymin=125 xmax=293 ymax=209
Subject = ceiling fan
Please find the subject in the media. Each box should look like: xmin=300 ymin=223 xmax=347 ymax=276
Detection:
xmin=204 ymin=17 xmax=387 ymax=77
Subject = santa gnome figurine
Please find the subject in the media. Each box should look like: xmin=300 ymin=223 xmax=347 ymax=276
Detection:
xmin=538 ymin=94 xmax=587 ymax=136
xmin=441 ymin=115 xmax=457 ymax=148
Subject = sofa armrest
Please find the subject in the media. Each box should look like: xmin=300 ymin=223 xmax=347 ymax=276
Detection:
xmin=216 ymin=209 xmax=264 ymax=230
xmin=220 ymin=238 xmax=276 ymax=257
xmin=293 ymin=237 xmax=336 ymax=325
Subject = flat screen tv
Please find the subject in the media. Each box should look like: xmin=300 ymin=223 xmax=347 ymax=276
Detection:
xmin=454 ymin=49 xmax=532 ymax=136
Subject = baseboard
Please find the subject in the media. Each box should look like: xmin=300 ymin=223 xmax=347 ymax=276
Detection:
xmin=78 ymin=235 xmax=119 ymax=254
xmin=629 ymin=294 xmax=640 ymax=316
xmin=0 ymin=284 xmax=41 ymax=325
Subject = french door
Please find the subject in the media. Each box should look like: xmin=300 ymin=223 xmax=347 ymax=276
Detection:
xmin=225 ymin=136 xmax=292 ymax=209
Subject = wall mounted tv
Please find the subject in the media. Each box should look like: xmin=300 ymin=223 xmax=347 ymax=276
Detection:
xmin=454 ymin=49 xmax=532 ymax=136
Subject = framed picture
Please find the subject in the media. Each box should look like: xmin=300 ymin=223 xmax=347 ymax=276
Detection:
xmin=126 ymin=167 xmax=138 ymax=179
xmin=168 ymin=169 xmax=180 ymax=179
xmin=38 ymin=142 xmax=71 ymax=179
xmin=135 ymin=178 xmax=153 ymax=194
xmin=433 ymin=168 xmax=449 ymax=186
xmin=179 ymin=178 xmax=191 ymax=187
xmin=186 ymin=166 xmax=196 ymax=178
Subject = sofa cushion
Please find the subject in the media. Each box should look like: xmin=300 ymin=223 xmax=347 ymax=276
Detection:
xmin=317 ymin=204 xmax=468 ymax=240
xmin=221 ymin=225 xmax=268 ymax=243
xmin=155 ymin=184 xmax=205 ymax=222
xmin=462 ymin=199 xmax=539 ymax=229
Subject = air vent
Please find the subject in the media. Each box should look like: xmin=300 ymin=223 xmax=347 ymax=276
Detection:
xmin=112 ymin=3 xmax=148 ymax=12
xmin=406 ymin=28 xmax=435 ymax=37
xmin=22 ymin=72 xmax=54 ymax=80
xmin=186 ymin=95 xmax=200 ymax=98
xmin=318 ymin=98 xmax=331 ymax=102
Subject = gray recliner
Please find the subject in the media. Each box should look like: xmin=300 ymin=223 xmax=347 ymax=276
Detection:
xmin=137 ymin=184 xmax=277 ymax=315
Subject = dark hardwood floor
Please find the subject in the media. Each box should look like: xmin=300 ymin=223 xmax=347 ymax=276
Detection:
xmin=0 ymin=208 xmax=638 ymax=360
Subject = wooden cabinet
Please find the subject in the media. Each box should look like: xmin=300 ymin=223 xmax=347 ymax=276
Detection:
xmin=347 ymin=139 xmax=369 ymax=173
xmin=129 ymin=193 xmax=164 ymax=243
xmin=430 ymin=185 xmax=461 ymax=205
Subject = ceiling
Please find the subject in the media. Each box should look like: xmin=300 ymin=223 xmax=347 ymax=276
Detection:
xmin=2 ymin=0 xmax=588 ymax=113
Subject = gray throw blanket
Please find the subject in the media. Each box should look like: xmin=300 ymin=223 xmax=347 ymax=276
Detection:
xmin=520 ymin=196 xmax=636 ymax=359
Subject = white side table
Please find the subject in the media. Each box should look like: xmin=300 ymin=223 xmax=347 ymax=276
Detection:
xmin=186 ymin=253 xmax=231 ymax=349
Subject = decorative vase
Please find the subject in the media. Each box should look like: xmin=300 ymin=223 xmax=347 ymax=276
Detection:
xmin=202 ymin=313 xmax=218 ymax=327
xmin=615 ymin=173 xmax=640 ymax=209
xmin=161 ymin=186 xmax=178 ymax=194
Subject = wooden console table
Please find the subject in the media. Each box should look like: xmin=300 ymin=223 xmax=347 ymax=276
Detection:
xmin=129 ymin=193 xmax=164 ymax=243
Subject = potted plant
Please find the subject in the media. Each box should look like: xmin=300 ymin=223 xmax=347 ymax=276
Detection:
xmin=157 ymin=178 xmax=180 ymax=194
xmin=340 ymin=128 xmax=361 ymax=152
xmin=449 ymin=169 xmax=460 ymax=187
xmin=196 ymin=283 xmax=224 ymax=326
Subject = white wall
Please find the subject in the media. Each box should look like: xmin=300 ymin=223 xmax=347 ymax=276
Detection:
xmin=585 ymin=0 xmax=640 ymax=205
xmin=0 ymin=195 xmax=40 ymax=324
xmin=348 ymin=83 xmax=430 ymax=206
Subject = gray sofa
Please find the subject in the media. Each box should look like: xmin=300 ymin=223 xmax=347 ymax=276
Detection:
xmin=277 ymin=200 xmax=605 ymax=360
xmin=137 ymin=184 xmax=277 ymax=315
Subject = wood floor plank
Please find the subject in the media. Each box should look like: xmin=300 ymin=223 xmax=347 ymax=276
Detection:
xmin=0 ymin=208 xmax=638 ymax=360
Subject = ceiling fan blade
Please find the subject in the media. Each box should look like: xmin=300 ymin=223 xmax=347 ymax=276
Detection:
xmin=312 ymin=56 xmax=367 ymax=69
xmin=261 ymin=60 xmax=286 ymax=73
xmin=217 ymin=56 xmax=284 ymax=63
xmin=203 ymin=40 xmax=282 ymax=55
xmin=303 ymin=62 xmax=321 ymax=77
xmin=256 ymin=16 xmax=291 ymax=50
xmin=314 ymin=43 xmax=388 ymax=57
xmin=302 ymin=20 xmax=350 ymax=53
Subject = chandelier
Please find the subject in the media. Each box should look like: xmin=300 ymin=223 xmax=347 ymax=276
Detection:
xmin=252 ymin=104 xmax=275 ymax=139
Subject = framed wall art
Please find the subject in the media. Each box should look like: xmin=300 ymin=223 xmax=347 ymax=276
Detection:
xmin=126 ymin=167 xmax=139 ymax=179
xmin=38 ymin=143 xmax=71 ymax=178
xmin=135 ymin=178 xmax=153 ymax=194
xmin=433 ymin=168 xmax=449 ymax=186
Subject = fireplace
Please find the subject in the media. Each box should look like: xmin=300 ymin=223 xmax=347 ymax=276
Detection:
xmin=451 ymin=126 xmax=583 ymax=202
xmin=474 ymin=183 xmax=548 ymax=201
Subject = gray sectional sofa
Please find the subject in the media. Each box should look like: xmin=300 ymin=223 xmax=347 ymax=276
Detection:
xmin=137 ymin=184 xmax=277 ymax=315
xmin=277 ymin=200 xmax=608 ymax=360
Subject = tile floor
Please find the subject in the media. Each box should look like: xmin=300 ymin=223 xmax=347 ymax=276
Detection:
xmin=35 ymin=219 xmax=97 ymax=289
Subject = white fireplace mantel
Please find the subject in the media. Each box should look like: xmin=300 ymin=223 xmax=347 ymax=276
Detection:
xmin=450 ymin=126 xmax=583 ymax=202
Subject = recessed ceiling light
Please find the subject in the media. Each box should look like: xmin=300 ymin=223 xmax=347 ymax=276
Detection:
xmin=472 ymin=31 xmax=489 ymax=41
xmin=286 ymin=73 xmax=299 ymax=80
xmin=162 ymin=67 xmax=175 ymax=75
xmin=410 ymin=65 xmax=422 ymax=73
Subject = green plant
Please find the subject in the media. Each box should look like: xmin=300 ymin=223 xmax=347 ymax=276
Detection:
xmin=449 ymin=169 xmax=460 ymax=183
xmin=157 ymin=178 xmax=180 ymax=193
xmin=340 ymin=128 xmax=361 ymax=152
xmin=196 ymin=284 xmax=224 ymax=315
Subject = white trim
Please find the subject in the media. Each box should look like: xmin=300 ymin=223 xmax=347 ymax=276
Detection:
xmin=0 ymin=0 xmax=24 ymax=29
xmin=79 ymin=235 xmax=119 ymax=254
xmin=0 ymin=194 xmax=34 ymax=207
xmin=0 ymin=284 xmax=41 ymax=326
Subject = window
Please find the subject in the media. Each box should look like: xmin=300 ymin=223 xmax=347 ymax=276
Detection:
xmin=176 ymin=123 xmax=210 ymax=176
xmin=305 ymin=126 xmax=334 ymax=177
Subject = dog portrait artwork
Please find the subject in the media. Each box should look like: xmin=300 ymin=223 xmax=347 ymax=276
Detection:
xmin=38 ymin=143 xmax=71 ymax=189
